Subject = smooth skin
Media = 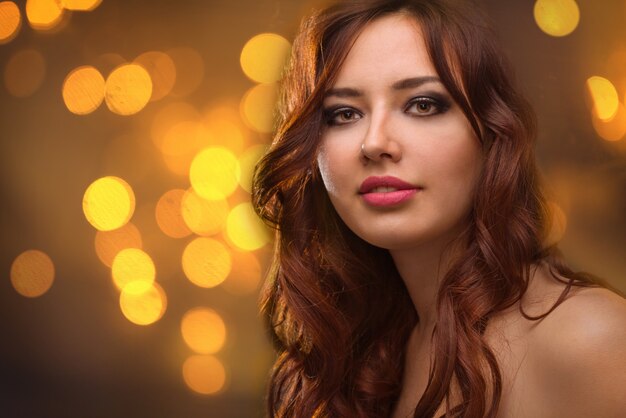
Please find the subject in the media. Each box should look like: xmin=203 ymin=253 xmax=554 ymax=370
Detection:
xmin=316 ymin=13 xmax=626 ymax=418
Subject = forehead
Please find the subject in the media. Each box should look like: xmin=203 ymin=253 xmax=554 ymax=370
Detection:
xmin=332 ymin=13 xmax=439 ymax=87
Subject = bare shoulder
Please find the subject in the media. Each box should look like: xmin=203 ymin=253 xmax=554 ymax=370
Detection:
xmin=529 ymin=286 xmax=626 ymax=417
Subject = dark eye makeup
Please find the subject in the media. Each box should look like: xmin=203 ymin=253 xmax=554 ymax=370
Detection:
xmin=323 ymin=93 xmax=452 ymax=127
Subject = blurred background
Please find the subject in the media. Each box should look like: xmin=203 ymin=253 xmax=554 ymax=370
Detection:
xmin=0 ymin=0 xmax=624 ymax=417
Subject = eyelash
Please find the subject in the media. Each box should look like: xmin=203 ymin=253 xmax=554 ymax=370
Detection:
xmin=323 ymin=96 xmax=450 ymax=127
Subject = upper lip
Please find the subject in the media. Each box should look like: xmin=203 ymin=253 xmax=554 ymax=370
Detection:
xmin=359 ymin=176 xmax=420 ymax=193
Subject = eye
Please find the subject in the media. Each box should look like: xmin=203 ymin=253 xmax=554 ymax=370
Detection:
xmin=405 ymin=97 xmax=449 ymax=117
xmin=324 ymin=107 xmax=362 ymax=126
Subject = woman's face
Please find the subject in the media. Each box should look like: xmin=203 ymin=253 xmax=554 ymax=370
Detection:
xmin=317 ymin=14 xmax=483 ymax=251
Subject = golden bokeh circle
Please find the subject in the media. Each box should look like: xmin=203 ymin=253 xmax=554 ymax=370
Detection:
xmin=238 ymin=144 xmax=268 ymax=193
xmin=240 ymin=83 xmax=279 ymax=133
xmin=586 ymin=76 xmax=619 ymax=122
xmin=226 ymin=202 xmax=270 ymax=251
xmin=0 ymin=1 xmax=21 ymax=44
xmin=94 ymin=222 xmax=143 ymax=267
xmin=119 ymin=281 xmax=167 ymax=326
xmin=182 ymin=237 xmax=232 ymax=288
xmin=180 ymin=307 xmax=227 ymax=354
xmin=62 ymin=65 xmax=105 ymax=115
xmin=82 ymin=176 xmax=136 ymax=231
xmin=25 ymin=0 xmax=64 ymax=30
xmin=111 ymin=248 xmax=156 ymax=292
xmin=240 ymin=33 xmax=291 ymax=84
xmin=182 ymin=354 xmax=226 ymax=395
xmin=10 ymin=250 xmax=55 ymax=298
xmin=134 ymin=51 xmax=176 ymax=102
xmin=181 ymin=189 xmax=229 ymax=236
xmin=60 ymin=0 xmax=102 ymax=11
xmin=533 ymin=0 xmax=580 ymax=37
xmin=105 ymin=63 xmax=153 ymax=115
xmin=155 ymin=189 xmax=192 ymax=239
xmin=189 ymin=147 xmax=241 ymax=200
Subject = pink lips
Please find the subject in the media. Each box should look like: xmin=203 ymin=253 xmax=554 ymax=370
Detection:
xmin=359 ymin=176 xmax=421 ymax=207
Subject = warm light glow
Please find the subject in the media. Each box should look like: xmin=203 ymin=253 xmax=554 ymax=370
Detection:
xmin=168 ymin=47 xmax=204 ymax=97
xmin=181 ymin=307 xmax=227 ymax=354
xmin=25 ymin=0 xmax=64 ymax=30
xmin=0 ymin=1 xmax=21 ymax=44
xmin=150 ymin=101 xmax=200 ymax=151
xmin=62 ymin=66 xmax=105 ymax=115
xmin=111 ymin=248 xmax=156 ymax=292
xmin=545 ymin=201 xmax=567 ymax=247
xmin=586 ymin=76 xmax=619 ymax=121
xmin=189 ymin=147 xmax=241 ymax=200
xmin=182 ymin=354 xmax=226 ymax=395
xmin=533 ymin=0 xmax=580 ymax=37
xmin=240 ymin=83 xmax=279 ymax=133
xmin=240 ymin=33 xmax=291 ymax=84
xmin=238 ymin=144 xmax=268 ymax=193
xmin=95 ymin=222 xmax=143 ymax=267
xmin=10 ymin=250 xmax=54 ymax=298
xmin=592 ymin=103 xmax=626 ymax=142
xmin=226 ymin=203 xmax=270 ymax=251
xmin=203 ymin=105 xmax=247 ymax=154
xmin=83 ymin=176 xmax=136 ymax=231
xmin=161 ymin=121 xmax=212 ymax=176
xmin=181 ymin=188 xmax=229 ymax=236
xmin=134 ymin=51 xmax=176 ymax=102
xmin=105 ymin=64 xmax=153 ymax=115
xmin=119 ymin=281 xmax=167 ymax=326
xmin=60 ymin=0 xmax=102 ymax=11
xmin=4 ymin=49 xmax=46 ymax=98
xmin=182 ymin=237 xmax=231 ymax=288
xmin=223 ymin=250 xmax=262 ymax=295
xmin=155 ymin=189 xmax=192 ymax=239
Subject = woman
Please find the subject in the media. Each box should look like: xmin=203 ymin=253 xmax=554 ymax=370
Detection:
xmin=252 ymin=0 xmax=626 ymax=417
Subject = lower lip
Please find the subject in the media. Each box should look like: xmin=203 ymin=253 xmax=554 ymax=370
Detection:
xmin=360 ymin=189 xmax=419 ymax=207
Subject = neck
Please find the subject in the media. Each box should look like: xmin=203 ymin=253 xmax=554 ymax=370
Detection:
xmin=389 ymin=233 xmax=463 ymax=336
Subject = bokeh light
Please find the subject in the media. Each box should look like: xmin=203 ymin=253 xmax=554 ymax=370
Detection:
xmin=591 ymin=103 xmax=626 ymax=142
xmin=111 ymin=248 xmax=156 ymax=292
xmin=105 ymin=63 xmax=153 ymax=115
xmin=83 ymin=176 xmax=136 ymax=231
xmin=182 ymin=354 xmax=226 ymax=395
xmin=240 ymin=33 xmax=291 ymax=84
xmin=10 ymin=250 xmax=55 ymax=298
xmin=238 ymin=144 xmax=267 ymax=193
xmin=189 ymin=147 xmax=241 ymax=200
xmin=26 ymin=0 xmax=64 ymax=30
xmin=182 ymin=237 xmax=231 ymax=288
xmin=545 ymin=201 xmax=567 ymax=247
xmin=0 ymin=1 xmax=21 ymax=44
xmin=134 ymin=51 xmax=177 ymax=102
xmin=181 ymin=307 xmax=227 ymax=354
xmin=94 ymin=222 xmax=143 ymax=267
xmin=62 ymin=65 xmax=105 ymax=115
xmin=155 ymin=189 xmax=192 ymax=239
xmin=4 ymin=49 xmax=46 ymax=98
xmin=203 ymin=105 xmax=247 ymax=154
xmin=586 ymin=76 xmax=619 ymax=121
xmin=60 ymin=0 xmax=102 ymax=11
xmin=181 ymin=189 xmax=229 ymax=236
xmin=226 ymin=202 xmax=270 ymax=251
xmin=240 ymin=83 xmax=279 ymax=133
xmin=223 ymin=250 xmax=262 ymax=295
xmin=161 ymin=121 xmax=212 ymax=176
xmin=533 ymin=0 xmax=580 ymax=37
xmin=150 ymin=101 xmax=200 ymax=151
xmin=119 ymin=281 xmax=167 ymax=326
xmin=168 ymin=47 xmax=204 ymax=97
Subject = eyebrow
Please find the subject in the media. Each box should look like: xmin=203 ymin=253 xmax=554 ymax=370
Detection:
xmin=324 ymin=76 xmax=442 ymax=98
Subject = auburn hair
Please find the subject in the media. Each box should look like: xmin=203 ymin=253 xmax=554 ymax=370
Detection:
xmin=252 ymin=0 xmax=601 ymax=417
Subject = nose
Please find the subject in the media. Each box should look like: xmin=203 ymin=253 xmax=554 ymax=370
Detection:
xmin=360 ymin=113 xmax=401 ymax=163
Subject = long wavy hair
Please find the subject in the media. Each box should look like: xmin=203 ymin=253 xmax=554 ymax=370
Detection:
xmin=251 ymin=0 xmax=602 ymax=416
